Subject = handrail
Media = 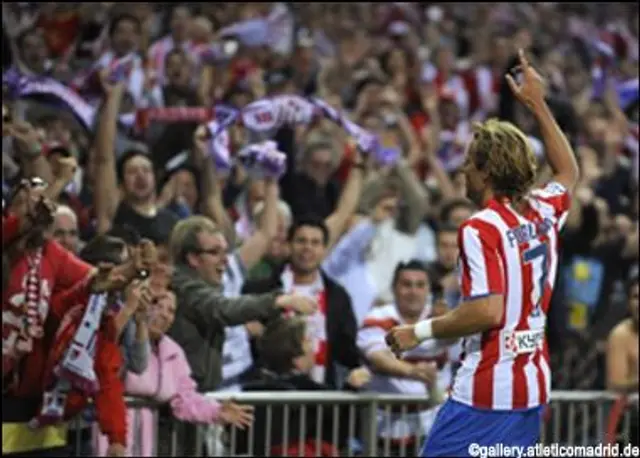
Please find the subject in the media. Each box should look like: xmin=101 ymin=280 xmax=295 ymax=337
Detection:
xmin=201 ymin=390 xmax=639 ymax=404
xmin=120 ymin=390 xmax=638 ymax=408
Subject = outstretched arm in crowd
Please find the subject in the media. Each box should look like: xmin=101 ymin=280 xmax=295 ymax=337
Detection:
xmin=419 ymin=87 xmax=457 ymax=201
xmin=193 ymin=126 xmax=236 ymax=244
xmin=6 ymin=121 xmax=54 ymax=185
xmin=94 ymin=79 xmax=126 ymax=235
xmin=235 ymin=178 xmax=279 ymax=269
xmin=173 ymin=269 xmax=316 ymax=328
xmin=169 ymin=342 xmax=253 ymax=429
xmin=323 ymin=148 xmax=365 ymax=249
xmin=392 ymin=159 xmax=430 ymax=235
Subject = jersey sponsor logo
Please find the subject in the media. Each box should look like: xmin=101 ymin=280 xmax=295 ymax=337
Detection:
xmin=503 ymin=329 xmax=544 ymax=355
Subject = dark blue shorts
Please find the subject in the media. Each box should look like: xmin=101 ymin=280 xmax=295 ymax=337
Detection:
xmin=421 ymin=399 xmax=543 ymax=457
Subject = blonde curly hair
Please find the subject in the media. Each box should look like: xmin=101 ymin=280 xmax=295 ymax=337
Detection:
xmin=466 ymin=118 xmax=538 ymax=201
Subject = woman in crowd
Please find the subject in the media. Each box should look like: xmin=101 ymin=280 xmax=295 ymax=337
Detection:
xmin=93 ymin=272 xmax=254 ymax=456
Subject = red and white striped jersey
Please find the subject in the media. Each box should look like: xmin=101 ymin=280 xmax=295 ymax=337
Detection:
xmin=451 ymin=181 xmax=571 ymax=410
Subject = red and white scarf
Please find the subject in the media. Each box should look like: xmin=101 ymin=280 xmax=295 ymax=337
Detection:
xmin=3 ymin=249 xmax=44 ymax=379
xmin=281 ymin=266 xmax=328 ymax=385
xmin=29 ymin=293 xmax=107 ymax=428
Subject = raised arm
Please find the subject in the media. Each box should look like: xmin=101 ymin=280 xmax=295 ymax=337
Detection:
xmin=324 ymin=151 xmax=366 ymax=249
xmin=392 ymin=159 xmax=430 ymax=234
xmin=93 ymin=79 xmax=126 ymax=234
xmin=193 ymin=127 xmax=236 ymax=244
xmin=420 ymin=88 xmax=457 ymax=200
xmin=322 ymin=217 xmax=378 ymax=280
xmin=506 ymin=49 xmax=579 ymax=193
xmin=236 ymin=178 xmax=279 ymax=270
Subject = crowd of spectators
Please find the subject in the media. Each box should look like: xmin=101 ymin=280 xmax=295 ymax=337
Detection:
xmin=2 ymin=2 xmax=638 ymax=457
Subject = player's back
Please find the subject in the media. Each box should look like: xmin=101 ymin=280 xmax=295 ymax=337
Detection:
xmin=451 ymin=181 xmax=571 ymax=411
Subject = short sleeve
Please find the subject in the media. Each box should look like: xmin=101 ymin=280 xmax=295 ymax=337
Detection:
xmin=529 ymin=181 xmax=571 ymax=229
xmin=49 ymin=240 xmax=94 ymax=292
xmin=358 ymin=313 xmax=398 ymax=356
xmin=458 ymin=221 xmax=505 ymax=301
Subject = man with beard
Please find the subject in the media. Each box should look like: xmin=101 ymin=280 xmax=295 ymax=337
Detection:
xmin=386 ymin=50 xmax=580 ymax=455
xmin=243 ymin=216 xmax=362 ymax=389
xmin=2 ymin=178 xmax=153 ymax=457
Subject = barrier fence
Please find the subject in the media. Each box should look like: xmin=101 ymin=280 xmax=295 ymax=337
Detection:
xmin=63 ymin=391 xmax=638 ymax=457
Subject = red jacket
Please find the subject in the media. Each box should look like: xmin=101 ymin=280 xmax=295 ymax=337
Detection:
xmin=39 ymin=282 xmax=127 ymax=447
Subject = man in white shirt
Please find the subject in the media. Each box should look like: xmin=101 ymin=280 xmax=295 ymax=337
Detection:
xmin=358 ymin=260 xmax=456 ymax=456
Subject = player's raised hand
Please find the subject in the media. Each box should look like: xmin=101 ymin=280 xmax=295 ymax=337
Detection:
xmin=385 ymin=325 xmax=420 ymax=356
xmin=505 ymin=49 xmax=546 ymax=111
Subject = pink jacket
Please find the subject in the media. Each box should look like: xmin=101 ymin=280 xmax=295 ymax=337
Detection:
xmin=93 ymin=335 xmax=221 ymax=456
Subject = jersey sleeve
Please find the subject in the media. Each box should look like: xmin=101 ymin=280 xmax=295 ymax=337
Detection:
xmin=357 ymin=314 xmax=397 ymax=356
xmin=458 ymin=221 xmax=505 ymax=301
xmin=49 ymin=240 xmax=94 ymax=292
xmin=529 ymin=181 xmax=572 ymax=230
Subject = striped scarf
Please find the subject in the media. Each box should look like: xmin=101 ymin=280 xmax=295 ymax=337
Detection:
xmin=29 ymin=293 xmax=108 ymax=428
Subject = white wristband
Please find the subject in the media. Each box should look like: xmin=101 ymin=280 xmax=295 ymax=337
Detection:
xmin=414 ymin=319 xmax=433 ymax=342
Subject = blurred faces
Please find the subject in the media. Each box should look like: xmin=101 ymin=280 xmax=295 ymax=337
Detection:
xmin=43 ymin=118 xmax=73 ymax=145
xmin=173 ymin=169 xmax=198 ymax=211
xmin=394 ymin=269 xmax=430 ymax=320
xmin=439 ymin=99 xmax=460 ymax=130
xmin=170 ymin=6 xmax=192 ymax=42
xmin=437 ymin=230 xmax=459 ymax=270
xmin=490 ymin=36 xmax=511 ymax=69
xmin=111 ymin=17 xmax=140 ymax=57
xmin=305 ymin=147 xmax=334 ymax=187
xmin=289 ymin=226 xmax=326 ymax=275
xmin=247 ymin=180 xmax=266 ymax=214
xmin=449 ymin=204 xmax=473 ymax=228
xmin=191 ymin=16 xmax=213 ymax=43
xmin=268 ymin=212 xmax=291 ymax=259
xmin=19 ymin=30 xmax=48 ymax=74
xmin=52 ymin=207 xmax=79 ymax=253
xmin=165 ymin=51 xmax=191 ymax=88
xmin=148 ymin=290 xmax=177 ymax=340
xmin=122 ymin=155 xmax=156 ymax=203
xmin=188 ymin=231 xmax=228 ymax=285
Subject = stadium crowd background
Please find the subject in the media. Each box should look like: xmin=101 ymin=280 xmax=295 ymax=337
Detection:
xmin=2 ymin=2 xmax=638 ymax=457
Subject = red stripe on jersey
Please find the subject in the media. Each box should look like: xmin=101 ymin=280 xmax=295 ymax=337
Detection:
xmin=526 ymin=203 xmax=553 ymax=405
xmin=462 ymin=219 xmax=506 ymax=409
xmin=361 ymin=318 xmax=399 ymax=332
xmin=491 ymin=203 xmax=531 ymax=408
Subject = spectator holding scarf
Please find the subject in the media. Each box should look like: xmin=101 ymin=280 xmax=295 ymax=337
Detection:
xmin=2 ymin=175 xmax=155 ymax=456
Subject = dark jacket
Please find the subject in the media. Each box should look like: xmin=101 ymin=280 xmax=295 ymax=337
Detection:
xmin=234 ymin=370 xmax=358 ymax=457
xmin=168 ymin=264 xmax=282 ymax=392
xmin=242 ymin=266 xmax=361 ymax=389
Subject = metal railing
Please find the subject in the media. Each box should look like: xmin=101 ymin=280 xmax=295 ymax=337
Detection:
xmin=63 ymin=391 xmax=638 ymax=457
